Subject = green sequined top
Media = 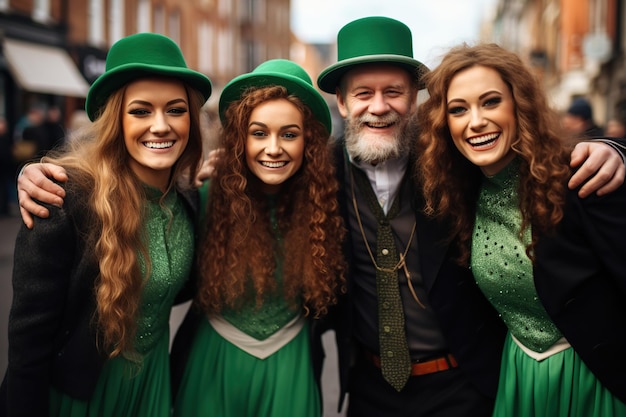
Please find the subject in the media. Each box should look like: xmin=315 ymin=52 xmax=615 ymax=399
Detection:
xmin=471 ymin=159 xmax=562 ymax=353
xmin=134 ymin=186 xmax=194 ymax=354
xmin=221 ymin=194 xmax=300 ymax=341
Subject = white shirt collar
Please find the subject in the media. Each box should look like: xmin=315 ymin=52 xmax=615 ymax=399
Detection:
xmin=349 ymin=153 xmax=409 ymax=214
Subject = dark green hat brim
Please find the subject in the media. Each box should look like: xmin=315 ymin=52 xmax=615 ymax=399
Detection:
xmin=317 ymin=54 xmax=428 ymax=94
xmin=86 ymin=63 xmax=212 ymax=121
xmin=219 ymin=73 xmax=332 ymax=133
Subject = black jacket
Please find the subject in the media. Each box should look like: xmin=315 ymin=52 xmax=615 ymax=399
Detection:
xmin=534 ymin=180 xmax=626 ymax=404
xmin=0 ymin=184 xmax=199 ymax=417
xmin=317 ymin=143 xmax=507 ymax=411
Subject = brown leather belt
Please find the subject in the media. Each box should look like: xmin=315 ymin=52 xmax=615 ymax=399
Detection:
xmin=364 ymin=350 xmax=458 ymax=377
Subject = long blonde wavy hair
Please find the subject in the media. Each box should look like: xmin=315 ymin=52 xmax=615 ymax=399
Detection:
xmin=43 ymin=80 xmax=205 ymax=357
xmin=196 ymin=86 xmax=346 ymax=318
xmin=415 ymin=43 xmax=571 ymax=265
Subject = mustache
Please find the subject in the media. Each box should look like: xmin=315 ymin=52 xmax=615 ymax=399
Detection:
xmin=356 ymin=112 xmax=402 ymax=126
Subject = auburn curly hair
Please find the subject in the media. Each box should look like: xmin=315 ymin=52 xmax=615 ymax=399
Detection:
xmin=196 ymin=85 xmax=346 ymax=318
xmin=415 ymin=43 xmax=571 ymax=265
xmin=43 ymin=81 xmax=205 ymax=357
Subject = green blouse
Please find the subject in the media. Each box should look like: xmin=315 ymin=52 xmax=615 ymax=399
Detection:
xmin=134 ymin=186 xmax=195 ymax=354
xmin=471 ymin=159 xmax=562 ymax=353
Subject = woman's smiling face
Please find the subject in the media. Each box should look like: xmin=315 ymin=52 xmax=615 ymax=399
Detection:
xmin=446 ymin=65 xmax=517 ymax=176
xmin=245 ymin=98 xmax=305 ymax=194
xmin=122 ymin=77 xmax=190 ymax=190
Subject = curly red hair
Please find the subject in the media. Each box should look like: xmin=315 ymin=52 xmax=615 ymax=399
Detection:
xmin=415 ymin=43 xmax=571 ymax=265
xmin=196 ymin=85 xmax=346 ymax=318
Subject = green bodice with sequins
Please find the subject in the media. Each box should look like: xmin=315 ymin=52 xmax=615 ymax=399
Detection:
xmin=134 ymin=186 xmax=194 ymax=354
xmin=221 ymin=194 xmax=300 ymax=341
xmin=471 ymin=159 xmax=562 ymax=353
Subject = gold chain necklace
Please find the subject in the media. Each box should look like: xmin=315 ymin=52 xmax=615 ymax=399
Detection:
xmin=349 ymin=166 xmax=425 ymax=308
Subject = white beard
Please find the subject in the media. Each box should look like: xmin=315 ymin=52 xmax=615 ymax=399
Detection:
xmin=344 ymin=111 xmax=410 ymax=164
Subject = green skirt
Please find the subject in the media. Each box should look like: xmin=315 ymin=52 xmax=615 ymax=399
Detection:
xmin=49 ymin=331 xmax=171 ymax=417
xmin=493 ymin=332 xmax=626 ymax=417
xmin=173 ymin=318 xmax=320 ymax=417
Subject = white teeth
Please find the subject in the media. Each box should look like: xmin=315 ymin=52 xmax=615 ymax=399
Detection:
xmin=144 ymin=141 xmax=174 ymax=149
xmin=468 ymin=133 xmax=499 ymax=146
xmin=367 ymin=122 xmax=390 ymax=128
xmin=261 ymin=161 xmax=287 ymax=168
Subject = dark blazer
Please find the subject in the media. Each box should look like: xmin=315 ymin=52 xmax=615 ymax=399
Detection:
xmin=534 ymin=181 xmax=626 ymax=404
xmin=0 ymin=183 xmax=198 ymax=417
xmin=318 ymin=143 xmax=507 ymax=411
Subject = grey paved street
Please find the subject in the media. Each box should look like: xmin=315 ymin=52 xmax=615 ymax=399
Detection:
xmin=0 ymin=202 xmax=345 ymax=416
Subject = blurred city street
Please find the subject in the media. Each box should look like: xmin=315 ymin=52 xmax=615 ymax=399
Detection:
xmin=0 ymin=200 xmax=345 ymax=416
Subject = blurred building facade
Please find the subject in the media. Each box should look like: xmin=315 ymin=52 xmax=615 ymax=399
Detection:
xmin=10 ymin=1 xmax=624 ymax=147
xmin=0 ymin=0 xmax=291 ymax=142
xmin=486 ymin=0 xmax=625 ymax=127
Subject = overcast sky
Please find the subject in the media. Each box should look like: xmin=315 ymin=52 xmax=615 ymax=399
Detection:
xmin=291 ymin=0 xmax=498 ymax=68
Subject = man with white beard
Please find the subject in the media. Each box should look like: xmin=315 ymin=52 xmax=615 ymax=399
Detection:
xmin=314 ymin=16 xmax=626 ymax=417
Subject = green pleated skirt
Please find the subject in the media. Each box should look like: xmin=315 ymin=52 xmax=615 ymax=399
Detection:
xmin=173 ymin=318 xmax=320 ymax=417
xmin=493 ymin=332 xmax=626 ymax=417
xmin=49 ymin=331 xmax=172 ymax=417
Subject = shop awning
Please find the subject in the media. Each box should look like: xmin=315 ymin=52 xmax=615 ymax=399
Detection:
xmin=3 ymin=38 xmax=90 ymax=97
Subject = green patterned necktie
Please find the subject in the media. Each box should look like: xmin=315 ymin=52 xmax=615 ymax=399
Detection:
xmin=351 ymin=165 xmax=411 ymax=391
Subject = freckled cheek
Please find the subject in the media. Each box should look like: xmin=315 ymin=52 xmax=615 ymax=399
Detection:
xmin=447 ymin=120 xmax=465 ymax=145
xmin=244 ymin=139 xmax=258 ymax=166
xmin=292 ymin=155 xmax=304 ymax=172
xmin=245 ymin=150 xmax=257 ymax=170
xmin=288 ymin=142 xmax=305 ymax=170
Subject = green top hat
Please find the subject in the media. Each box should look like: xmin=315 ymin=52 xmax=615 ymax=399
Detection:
xmin=219 ymin=59 xmax=332 ymax=133
xmin=85 ymin=32 xmax=213 ymax=121
xmin=317 ymin=16 xmax=429 ymax=93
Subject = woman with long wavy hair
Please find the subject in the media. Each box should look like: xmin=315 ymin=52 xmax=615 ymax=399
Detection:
xmin=415 ymin=43 xmax=626 ymax=416
xmin=171 ymin=59 xmax=346 ymax=417
xmin=1 ymin=33 xmax=212 ymax=417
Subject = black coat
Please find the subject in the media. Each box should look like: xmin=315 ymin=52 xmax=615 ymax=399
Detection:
xmin=0 ymin=184 xmax=198 ymax=417
xmin=534 ymin=180 xmax=626 ymax=404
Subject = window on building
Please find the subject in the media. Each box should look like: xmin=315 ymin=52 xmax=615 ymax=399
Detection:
xmin=168 ymin=10 xmax=181 ymax=44
xmin=137 ymin=0 xmax=151 ymax=33
xmin=32 ymin=0 xmax=50 ymax=23
xmin=109 ymin=0 xmax=124 ymax=45
xmin=88 ymin=0 xmax=105 ymax=47
xmin=198 ymin=21 xmax=214 ymax=75
xmin=154 ymin=4 xmax=165 ymax=35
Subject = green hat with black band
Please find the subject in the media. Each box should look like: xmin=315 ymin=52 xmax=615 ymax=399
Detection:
xmin=86 ymin=32 xmax=213 ymax=121
xmin=219 ymin=59 xmax=332 ymax=133
xmin=317 ymin=16 xmax=429 ymax=93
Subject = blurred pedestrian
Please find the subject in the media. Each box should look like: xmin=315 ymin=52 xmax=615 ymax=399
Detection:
xmin=0 ymin=116 xmax=13 ymax=216
xmin=43 ymin=105 xmax=66 ymax=149
xmin=605 ymin=118 xmax=626 ymax=138
xmin=14 ymin=105 xmax=46 ymax=163
xmin=561 ymin=97 xmax=604 ymax=142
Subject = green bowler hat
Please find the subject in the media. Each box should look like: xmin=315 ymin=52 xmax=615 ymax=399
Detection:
xmin=317 ymin=16 xmax=429 ymax=93
xmin=219 ymin=59 xmax=332 ymax=133
xmin=86 ymin=32 xmax=213 ymax=121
